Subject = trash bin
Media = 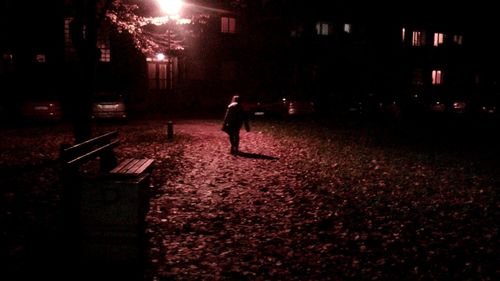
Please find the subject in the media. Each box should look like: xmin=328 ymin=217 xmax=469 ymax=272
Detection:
xmin=79 ymin=173 xmax=150 ymax=263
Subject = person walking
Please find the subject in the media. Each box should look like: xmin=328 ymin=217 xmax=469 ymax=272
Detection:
xmin=222 ymin=95 xmax=250 ymax=155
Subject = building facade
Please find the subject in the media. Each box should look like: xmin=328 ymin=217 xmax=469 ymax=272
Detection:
xmin=1 ymin=0 xmax=498 ymax=119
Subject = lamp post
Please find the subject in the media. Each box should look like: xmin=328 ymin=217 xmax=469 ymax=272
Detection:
xmin=156 ymin=0 xmax=184 ymax=52
xmin=155 ymin=1 xmax=183 ymax=136
xmin=155 ymin=0 xmax=184 ymax=92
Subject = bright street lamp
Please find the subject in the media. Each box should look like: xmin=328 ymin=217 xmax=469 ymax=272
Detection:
xmin=156 ymin=53 xmax=165 ymax=61
xmin=157 ymin=0 xmax=183 ymax=16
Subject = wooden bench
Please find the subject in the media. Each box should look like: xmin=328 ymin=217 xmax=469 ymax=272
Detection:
xmin=59 ymin=131 xmax=154 ymax=263
xmin=109 ymin=158 xmax=155 ymax=176
xmin=60 ymin=131 xmax=154 ymax=177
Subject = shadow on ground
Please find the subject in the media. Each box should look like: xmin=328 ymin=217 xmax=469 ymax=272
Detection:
xmin=236 ymin=151 xmax=280 ymax=160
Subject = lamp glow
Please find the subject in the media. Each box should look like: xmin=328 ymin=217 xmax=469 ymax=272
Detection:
xmin=157 ymin=0 xmax=183 ymax=15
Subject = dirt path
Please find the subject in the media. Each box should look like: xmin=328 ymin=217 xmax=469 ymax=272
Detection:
xmin=2 ymin=119 xmax=496 ymax=281
xmin=146 ymin=121 xmax=325 ymax=280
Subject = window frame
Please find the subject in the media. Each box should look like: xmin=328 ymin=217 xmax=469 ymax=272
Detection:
xmin=412 ymin=30 xmax=426 ymax=46
xmin=433 ymin=32 xmax=444 ymax=47
xmin=147 ymin=57 xmax=178 ymax=91
xmin=315 ymin=21 xmax=331 ymax=36
xmin=432 ymin=70 xmax=443 ymax=85
xmin=221 ymin=16 xmax=236 ymax=34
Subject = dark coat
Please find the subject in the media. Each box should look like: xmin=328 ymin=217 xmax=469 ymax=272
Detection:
xmin=223 ymin=102 xmax=249 ymax=132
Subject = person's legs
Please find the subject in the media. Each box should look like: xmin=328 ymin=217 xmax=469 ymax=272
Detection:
xmin=229 ymin=134 xmax=235 ymax=153
xmin=233 ymin=132 xmax=240 ymax=153
xmin=229 ymin=130 xmax=240 ymax=154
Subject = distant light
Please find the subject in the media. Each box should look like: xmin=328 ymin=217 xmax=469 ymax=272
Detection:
xmin=157 ymin=0 xmax=183 ymax=15
xmin=36 ymin=54 xmax=46 ymax=63
xmin=156 ymin=53 xmax=165 ymax=61
xmin=344 ymin=23 xmax=352 ymax=34
xmin=453 ymin=102 xmax=466 ymax=110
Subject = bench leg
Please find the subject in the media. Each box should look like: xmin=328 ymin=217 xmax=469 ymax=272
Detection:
xmin=100 ymin=150 xmax=117 ymax=173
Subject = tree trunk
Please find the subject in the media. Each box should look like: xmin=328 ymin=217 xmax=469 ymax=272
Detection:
xmin=71 ymin=0 xmax=99 ymax=142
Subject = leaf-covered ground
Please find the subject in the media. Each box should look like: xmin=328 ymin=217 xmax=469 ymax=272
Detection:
xmin=1 ymin=117 xmax=498 ymax=280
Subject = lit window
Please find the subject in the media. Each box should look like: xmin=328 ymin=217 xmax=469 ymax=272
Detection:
xmin=432 ymin=70 xmax=443 ymax=85
xmin=221 ymin=17 xmax=236 ymax=33
xmin=344 ymin=23 xmax=352 ymax=34
xmin=434 ymin=33 xmax=444 ymax=46
xmin=402 ymin=28 xmax=406 ymax=43
xmin=96 ymin=24 xmax=112 ymax=62
xmin=453 ymin=35 xmax=463 ymax=45
xmin=97 ymin=34 xmax=110 ymax=62
xmin=412 ymin=31 xmax=426 ymax=46
xmin=316 ymin=22 xmax=330 ymax=35
xmin=36 ymin=54 xmax=46 ymax=63
xmin=64 ymin=18 xmax=77 ymax=61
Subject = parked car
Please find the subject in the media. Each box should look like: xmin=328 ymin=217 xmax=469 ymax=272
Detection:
xmin=343 ymin=93 xmax=382 ymax=116
xmin=287 ymin=98 xmax=315 ymax=116
xmin=380 ymin=99 xmax=401 ymax=119
xmin=479 ymin=103 xmax=497 ymax=114
xmin=429 ymin=101 xmax=446 ymax=113
xmin=91 ymin=92 xmax=127 ymax=120
xmin=450 ymin=100 xmax=467 ymax=114
xmin=241 ymin=95 xmax=287 ymax=117
xmin=21 ymin=100 xmax=62 ymax=121
xmin=472 ymin=97 xmax=498 ymax=116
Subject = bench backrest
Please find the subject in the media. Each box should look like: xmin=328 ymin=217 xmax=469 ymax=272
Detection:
xmin=60 ymin=131 xmax=119 ymax=171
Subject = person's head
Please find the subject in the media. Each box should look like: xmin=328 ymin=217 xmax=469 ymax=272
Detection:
xmin=231 ymin=95 xmax=240 ymax=103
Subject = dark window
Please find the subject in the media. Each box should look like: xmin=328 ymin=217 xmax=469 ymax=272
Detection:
xmin=64 ymin=17 xmax=77 ymax=61
xmin=453 ymin=35 xmax=463 ymax=45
